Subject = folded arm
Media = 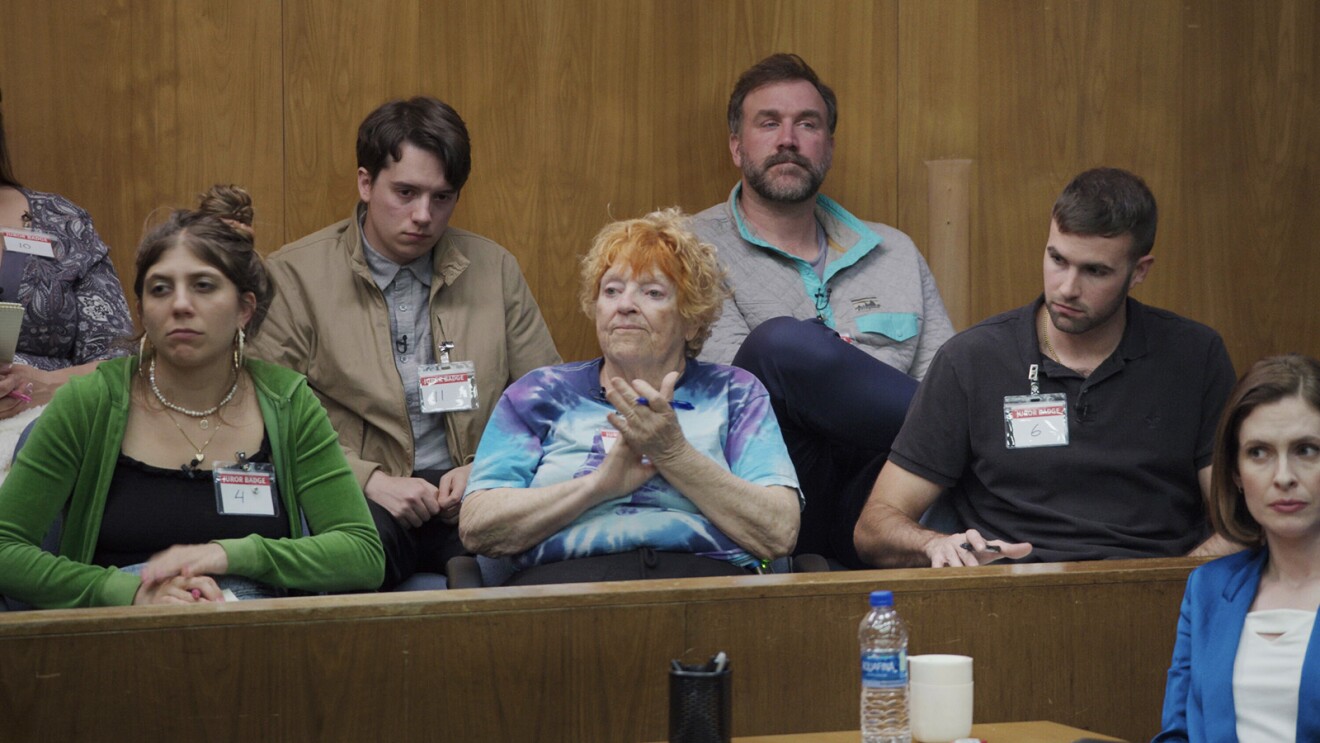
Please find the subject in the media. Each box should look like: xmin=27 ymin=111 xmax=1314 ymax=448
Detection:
xmin=461 ymin=436 xmax=653 ymax=557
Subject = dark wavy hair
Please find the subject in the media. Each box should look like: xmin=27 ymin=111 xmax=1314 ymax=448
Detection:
xmin=357 ymin=96 xmax=472 ymax=190
xmin=1052 ymin=167 xmax=1158 ymax=260
xmin=133 ymin=184 xmax=275 ymax=336
xmin=727 ymin=53 xmax=838 ymax=135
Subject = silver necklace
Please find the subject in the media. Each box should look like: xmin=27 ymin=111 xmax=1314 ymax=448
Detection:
xmin=148 ymin=358 xmax=238 ymax=430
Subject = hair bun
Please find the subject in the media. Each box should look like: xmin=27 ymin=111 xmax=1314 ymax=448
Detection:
xmin=196 ymin=184 xmax=254 ymax=231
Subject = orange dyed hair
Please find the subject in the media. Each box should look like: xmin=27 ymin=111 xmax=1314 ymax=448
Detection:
xmin=579 ymin=208 xmax=729 ymax=358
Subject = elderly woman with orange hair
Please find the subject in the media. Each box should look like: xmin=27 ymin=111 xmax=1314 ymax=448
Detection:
xmin=460 ymin=208 xmax=800 ymax=585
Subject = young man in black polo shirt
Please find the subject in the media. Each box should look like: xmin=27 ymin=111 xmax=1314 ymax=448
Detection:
xmin=854 ymin=168 xmax=1237 ymax=568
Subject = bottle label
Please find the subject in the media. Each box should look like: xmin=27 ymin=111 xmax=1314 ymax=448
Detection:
xmin=861 ymin=650 xmax=907 ymax=688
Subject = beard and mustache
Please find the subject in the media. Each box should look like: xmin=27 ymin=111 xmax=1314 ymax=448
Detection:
xmin=739 ymin=147 xmax=831 ymax=204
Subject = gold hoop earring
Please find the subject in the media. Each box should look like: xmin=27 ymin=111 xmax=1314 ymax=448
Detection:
xmin=234 ymin=327 xmax=246 ymax=369
xmin=139 ymin=335 xmax=151 ymax=366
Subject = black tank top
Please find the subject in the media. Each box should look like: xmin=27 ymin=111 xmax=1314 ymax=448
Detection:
xmin=92 ymin=435 xmax=289 ymax=568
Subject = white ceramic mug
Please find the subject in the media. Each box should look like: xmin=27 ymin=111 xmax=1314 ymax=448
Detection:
xmin=908 ymin=654 xmax=973 ymax=743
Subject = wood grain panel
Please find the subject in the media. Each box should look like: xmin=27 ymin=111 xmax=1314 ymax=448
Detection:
xmin=0 ymin=559 xmax=1193 ymax=742
xmin=974 ymin=0 xmax=1186 ymax=319
xmin=282 ymin=0 xmax=422 ymax=242
xmin=684 ymin=567 xmax=1186 ymax=741
xmin=425 ymin=0 xmax=669 ymax=360
xmin=1 ymin=0 xmax=137 ymax=285
xmin=1180 ymin=0 xmax=1320 ymax=367
xmin=896 ymin=0 xmax=980 ymax=326
xmin=0 ymin=1 xmax=282 ymax=319
xmin=3 ymin=0 xmax=1319 ymax=377
xmin=130 ymin=1 xmax=286 ymax=264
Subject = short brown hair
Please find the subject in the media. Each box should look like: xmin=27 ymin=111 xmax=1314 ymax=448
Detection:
xmin=357 ymin=97 xmax=472 ymax=190
xmin=1051 ymin=167 xmax=1158 ymax=259
xmin=1208 ymin=354 xmax=1320 ymax=546
xmin=134 ymin=184 xmax=275 ymax=337
xmin=579 ymin=208 xmax=729 ymax=358
xmin=727 ymin=53 xmax=837 ymax=135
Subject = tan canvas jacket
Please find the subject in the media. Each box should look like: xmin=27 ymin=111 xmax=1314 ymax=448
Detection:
xmin=253 ymin=207 xmax=561 ymax=487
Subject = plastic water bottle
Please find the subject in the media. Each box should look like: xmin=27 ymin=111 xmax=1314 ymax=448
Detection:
xmin=859 ymin=590 xmax=910 ymax=743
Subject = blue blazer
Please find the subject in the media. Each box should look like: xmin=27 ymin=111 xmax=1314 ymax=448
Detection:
xmin=1154 ymin=548 xmax=1320 ymax=742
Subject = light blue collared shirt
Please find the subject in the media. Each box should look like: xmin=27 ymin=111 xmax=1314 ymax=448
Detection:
xmin=359 ymin=221 xmax=453 ymax=471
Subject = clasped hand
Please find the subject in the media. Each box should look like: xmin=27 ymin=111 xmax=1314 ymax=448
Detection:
xmin=134 ymin=543 xmax=229 ymax=605
xmin=365 ymin=465 xmax=469 ymax=528
xmin=586 ymin=373 xmax=689 ymax=502
xmin=603 ymin=372 xmax=687 ymax=463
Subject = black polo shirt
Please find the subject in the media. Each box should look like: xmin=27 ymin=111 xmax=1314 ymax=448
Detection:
xmin=889 ymin=297 xmax=1236 ymax=561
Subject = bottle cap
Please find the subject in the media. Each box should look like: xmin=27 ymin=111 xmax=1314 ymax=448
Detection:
xmin=868 ymin=590 xmax=894 ymax=607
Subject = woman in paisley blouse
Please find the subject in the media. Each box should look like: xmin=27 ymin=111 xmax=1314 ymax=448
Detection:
xmin=0 ymin=95 xmax=134 ymax=421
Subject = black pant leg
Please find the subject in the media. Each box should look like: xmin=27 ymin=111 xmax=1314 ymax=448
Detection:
xmin=410 ymin=468 xmax=469 ymax=575
xmin=367 ymin=499 xmax=419 ymax=591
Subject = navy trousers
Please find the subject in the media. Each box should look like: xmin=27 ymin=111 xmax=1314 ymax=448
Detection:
xmin=733 ymin=317 xmax=918 ymax=568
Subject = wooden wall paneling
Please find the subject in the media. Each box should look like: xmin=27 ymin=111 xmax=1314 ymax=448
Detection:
xmin=767 ymin=1 xmax=900 ymax=225
xmin=962 ymin=0 xmax=1061 ymax=320
xmin=1077 ymin=1 xmax=1186 ymax=323
xmin=1 ymin=561 xmax=1192 ymax=742
xmin=974 ymin=1 xmax=1185 ymax=322
xmin=923 ymin=159 xmax=975 ymax=328
xmin=424 ymin=0 xmax=576 ymax=358
xmin=1180 ymin=0 xmax=1320 ymax=368
xmin=646 ymin=0 xmax=736 ymax=218
xmin=1 ymin=1 xmax=282 ymax=310
xmin=680 ymin=567 xmax=1186 ymax=742
xmin=426 ymin=0 xmax=670 ymax=362
xmin=281 ymin=0 xmax=423 ymax=246
xmin=180 ymin=1 xmax=285 ymax=254
xmin=130 ymin=1 xmax=286 ymax=264
xmin=6 ymin=0 xmax=1320 ymax=370
xmin=896 ymin=0 xmax=980 ymax=330
xmin=0 ymin=0 xmax=139 ymax=292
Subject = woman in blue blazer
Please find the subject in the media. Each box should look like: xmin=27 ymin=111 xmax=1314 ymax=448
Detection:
xmin=1155 ymin=355 xmax=1320 ymax=742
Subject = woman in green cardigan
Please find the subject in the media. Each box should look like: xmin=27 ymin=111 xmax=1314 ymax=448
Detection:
xmin=0 ymin=185 xmax=384 ymax=608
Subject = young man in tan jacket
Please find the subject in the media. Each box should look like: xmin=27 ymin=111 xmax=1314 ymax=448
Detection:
xmin=254 ymin=97 xmax=559 ymax=588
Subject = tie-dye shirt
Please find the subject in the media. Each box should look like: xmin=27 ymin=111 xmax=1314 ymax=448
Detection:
xmin=464 ymin=358 xmax=800 ymax=568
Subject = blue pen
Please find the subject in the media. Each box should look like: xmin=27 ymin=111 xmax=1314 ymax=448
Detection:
xmin=635 ymin=396 xmax=694 ymax=410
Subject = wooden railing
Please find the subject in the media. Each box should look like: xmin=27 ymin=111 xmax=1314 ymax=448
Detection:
xmin=0 ymin=558 xmax=1200 ymax=742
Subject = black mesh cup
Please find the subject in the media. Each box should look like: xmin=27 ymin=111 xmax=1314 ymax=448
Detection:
xmin=668 ymin=656 xmax=731 ymax=743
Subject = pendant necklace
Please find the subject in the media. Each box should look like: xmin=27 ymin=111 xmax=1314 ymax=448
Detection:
xmin=166 ymin=411 xmax=222 ymax=472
